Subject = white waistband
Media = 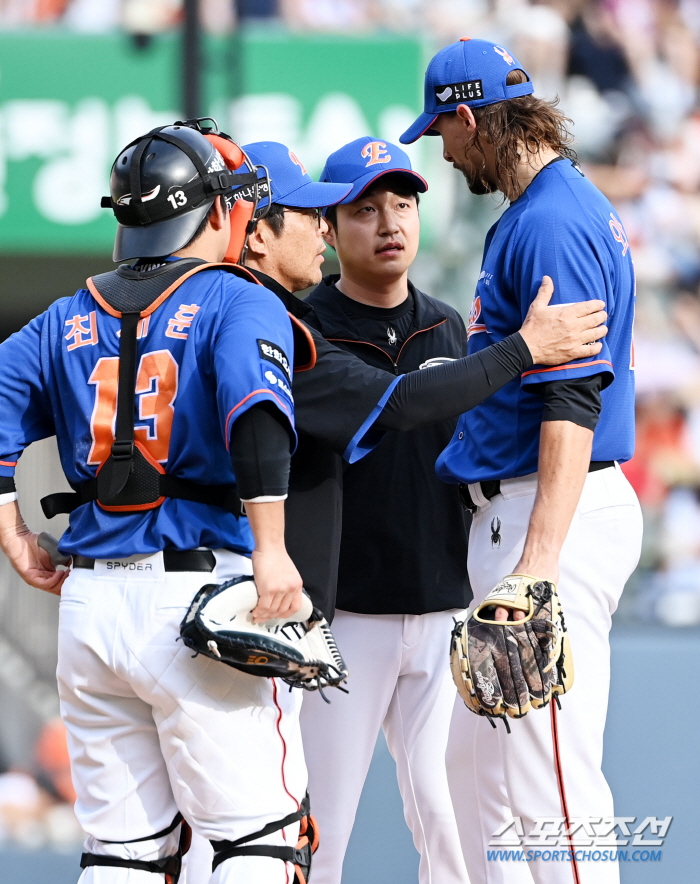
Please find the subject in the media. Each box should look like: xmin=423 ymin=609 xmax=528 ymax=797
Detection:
xmin=468 ymin=463 xmax=621 ymax=509
xmin=80 ymin=548 xmax=252 ymax=582
xmin=466 ymin=471 xmax=538 ymax=506
xmin=499 ymin=472 xmax=540 ymax=496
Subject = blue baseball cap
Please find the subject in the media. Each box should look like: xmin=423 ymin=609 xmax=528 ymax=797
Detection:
xmin=320 ymin=137 xmax=428 ymax=204
xmin=242 ymin=141 xmax=352 ymax=209
xmin=400 ymin=38 xmax=534 ymax=144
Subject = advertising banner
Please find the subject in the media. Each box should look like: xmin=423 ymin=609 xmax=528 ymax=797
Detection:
xmin=0 ymin=31 xmax=428 ymax=253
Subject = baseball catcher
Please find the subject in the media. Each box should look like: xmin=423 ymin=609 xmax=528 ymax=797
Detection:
xmin=450 ymin=574 xmax=573 ymax=728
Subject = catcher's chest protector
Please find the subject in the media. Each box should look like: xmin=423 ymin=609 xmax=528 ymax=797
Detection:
xmin=88 ymin=260 xmax=205 ymax=514
xmin=40 ymin=260 xmax=258 ymax=520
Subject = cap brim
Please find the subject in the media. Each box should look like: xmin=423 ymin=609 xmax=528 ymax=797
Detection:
xmin=399 ymin=113 xmax=440 ymax=145
xmin=341 ymin=168 xmax=428 ymax=204
xmin=113 ymin=199 xmax=213 ymax=262
xmin=277 ymin=180 xmax=352 ymax=208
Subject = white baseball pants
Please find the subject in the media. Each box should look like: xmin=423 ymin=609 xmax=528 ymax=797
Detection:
xmin=447 ymin=464 xmax=643 ymax=884
xmin=56 ymin=549 xmax=306 ymax=884
xmin=300 ymin=609 xmax=470 ymax=884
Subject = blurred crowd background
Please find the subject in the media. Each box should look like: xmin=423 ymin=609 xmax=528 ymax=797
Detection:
xmin=0 ymin=0 xmax=699 ymax=46
xmin=0 ymin=717 xmax=80 ymax=851
xmin=0 ymin=0 xmax=699 ymax=864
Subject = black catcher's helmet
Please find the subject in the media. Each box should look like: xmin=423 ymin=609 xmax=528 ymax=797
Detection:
xmin=104 ymin=122 xmax=251 ymax=262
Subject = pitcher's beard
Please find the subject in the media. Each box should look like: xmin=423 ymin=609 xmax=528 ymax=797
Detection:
xmin=463 ymin=172 xmax=494 ymax=195
xmin=453 ymin=158 xmax=496 ymax=195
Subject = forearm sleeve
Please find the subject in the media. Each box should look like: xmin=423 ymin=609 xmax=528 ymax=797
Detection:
xmin=229 ymin=403 xmax=292 ymax=502
xmin=540 ymin=373 xmax=604 ymax=431
xmin=376 ymin=332 xmax=532 ymax=432
xmin=0 ymin=476 xmax=17 ymax=505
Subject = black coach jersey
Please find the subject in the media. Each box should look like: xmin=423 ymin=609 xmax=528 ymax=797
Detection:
xmin=249 ymin=271 xmax=397 ymax=619
xmin=331 ymin=288 xmax=418 ymax=361
xmin=305 ymin=276 xmax=472 ymax=615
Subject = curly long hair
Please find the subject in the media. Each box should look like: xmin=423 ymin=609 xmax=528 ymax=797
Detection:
xmin=471 ymin=70 xmax=577 ymax=202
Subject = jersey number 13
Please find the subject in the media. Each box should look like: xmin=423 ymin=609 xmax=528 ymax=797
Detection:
xmin=87 ymin=350 xmax=179 ymax=466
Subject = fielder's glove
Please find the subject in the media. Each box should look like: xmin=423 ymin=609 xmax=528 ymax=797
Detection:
xmin=450 ymin=574 xmax=573 ymax=728
xmin=180 ymin=576 xmax=348 ymax=696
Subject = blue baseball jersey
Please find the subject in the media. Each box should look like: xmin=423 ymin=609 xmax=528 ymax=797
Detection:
xmin=0 ymin=265 xmax=296 ymax=558
xmin=437 ymin=158 xmax=636 ymax=484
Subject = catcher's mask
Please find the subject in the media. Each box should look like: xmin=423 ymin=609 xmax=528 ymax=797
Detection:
xmin=102 ymin=117 xmax=270 ymax=264
xmin=180 ymin=576 xmax=348 ymax=694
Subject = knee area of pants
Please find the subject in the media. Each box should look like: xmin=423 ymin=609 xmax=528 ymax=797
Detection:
xmin=209 ymin=854 xmax=294 ymax=883
xmin=79 ymin=870 xmax=162 ymax=883
xmin=83 ymin=834 xmax=180 ymax=864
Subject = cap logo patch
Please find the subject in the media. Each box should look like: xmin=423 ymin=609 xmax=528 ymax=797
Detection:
xmin=494 ymin=45 xmax=514 ymax=65
xmin=361 ymin=141 xmax=391 ymax=167
xmin=434 ymin=80 xmax=484 ymax=105
xmin=289 ymin=150 xmax=307 ymax=175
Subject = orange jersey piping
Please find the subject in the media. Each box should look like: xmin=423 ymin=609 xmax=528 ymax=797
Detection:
xmin=522 ymin=359 xmax=612 ymax=379
xmin=289 ymin=314 xmax=317 ymax=372
xmin=87 ymin=262 xmax=260 ymax=319
xmin=224 ymin=389 xmax=291 ymax=450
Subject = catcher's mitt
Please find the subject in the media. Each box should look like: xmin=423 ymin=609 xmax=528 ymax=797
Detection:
xmin=450 ymin=574 xmax=573 ymax=726
xmin=180 ymin=576 xmax=348 ymax=695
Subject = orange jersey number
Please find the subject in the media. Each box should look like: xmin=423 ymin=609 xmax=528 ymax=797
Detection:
xmin=88 ymin=350 xmax=179 ymax=466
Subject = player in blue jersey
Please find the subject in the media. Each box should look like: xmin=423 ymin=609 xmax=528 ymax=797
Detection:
xmin=402 ymin=39 xmax=643 ymax=884
xmin=0 ymin=122 xmax=346 ymax=884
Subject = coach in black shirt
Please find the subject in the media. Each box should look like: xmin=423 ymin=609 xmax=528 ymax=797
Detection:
xmin=300 ymin=138 xmax=476 ymax=884
xmin=306 ymin=275 xmax=471 ymax=615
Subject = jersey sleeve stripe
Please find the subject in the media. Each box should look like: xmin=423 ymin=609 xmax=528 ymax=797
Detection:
xmin=0 ymin=460 xmax=18 ymax=467
xmin=343 ymin=374 xmax=403 ymax=464
xmin=224 ymin=389 xmax=291 ymax=450
xmin=521 ymin=359 xmax=612 ymax=379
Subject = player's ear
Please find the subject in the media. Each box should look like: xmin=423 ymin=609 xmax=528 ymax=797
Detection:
xmin=245 ymin=217 xmax=271 ymax=260
xmin=322 ymin=220 xmax=337 ymax=250
xmin=456 ymin=103 xmax=478 ymax=133
xmin=209 ymin=196 xmax=228 ymax=232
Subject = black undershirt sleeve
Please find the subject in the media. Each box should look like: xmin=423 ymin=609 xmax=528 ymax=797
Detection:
xmin=376 ymin=332 xmax=533 ymax=432
xmin=539 ymin=373 xmax=605 ymax=431
xmin=229 ymin=402 xmax=293 ymax=501
xmin=0 ymin=477 xmax=16 ymax=494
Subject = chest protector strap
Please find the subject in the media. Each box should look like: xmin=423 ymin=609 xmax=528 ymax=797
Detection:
xmin=41 ymin=259 xmax=258 ymax=519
